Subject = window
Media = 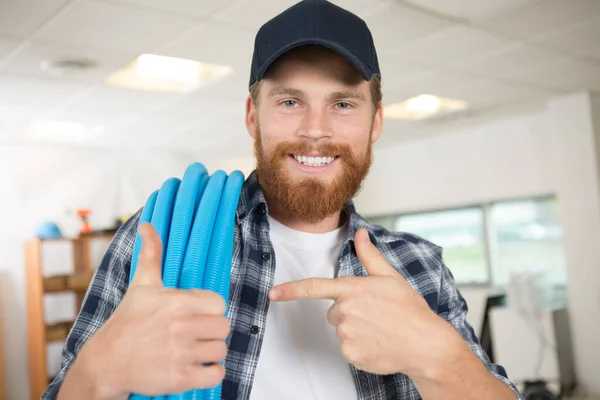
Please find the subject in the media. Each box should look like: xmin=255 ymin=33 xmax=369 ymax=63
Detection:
xmin=488 ymin=197 xmax=567 ymax=287
xmin=394 ymin=207 xmax=488 ymax=284
xmin=366 ymin=196 xmax=568 ymax=287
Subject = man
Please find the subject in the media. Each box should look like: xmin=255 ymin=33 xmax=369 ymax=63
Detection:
xmin=45 ymin=1 xmax=522 ymax=399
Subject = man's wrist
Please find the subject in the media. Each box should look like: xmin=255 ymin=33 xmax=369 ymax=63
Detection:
xmin=405 ymin=320 xmax=473 ymax=383
xmin=67 ymin=336 xmax=126 ymax=400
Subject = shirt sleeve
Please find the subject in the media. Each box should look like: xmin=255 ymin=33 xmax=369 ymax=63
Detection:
xmin=41 ymin=211 xmax=140 ymax=399
xmin=436 ymin=253 xmax=524 ymax=400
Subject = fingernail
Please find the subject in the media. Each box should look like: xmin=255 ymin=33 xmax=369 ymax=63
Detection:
xmin=269 ymin=288 xmax=281 ymax=300
xmin=362 ymin=229 xmax=370 ymax=244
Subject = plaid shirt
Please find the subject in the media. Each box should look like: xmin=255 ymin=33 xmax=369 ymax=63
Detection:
xmin=43 ymin=170 xmax=521 ymax=400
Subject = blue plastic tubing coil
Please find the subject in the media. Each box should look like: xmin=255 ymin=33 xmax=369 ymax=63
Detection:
xmin=127 ymin=162 xmax=244 ymax=400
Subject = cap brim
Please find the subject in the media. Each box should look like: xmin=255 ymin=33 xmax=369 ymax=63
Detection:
xmin=256 ymin=38 xmax=375 ymax=83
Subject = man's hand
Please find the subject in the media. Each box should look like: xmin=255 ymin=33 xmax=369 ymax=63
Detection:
xmin=61 ymin=223 xmax=228 ymax=400
xmin=268 ymin=228 xmax=463 ymax=377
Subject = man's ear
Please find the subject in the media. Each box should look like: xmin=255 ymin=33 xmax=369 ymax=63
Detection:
xmin=246 ymin=95 xmax=258 ymax=139
xmin=370 ymin=102 xmax=383 ymax=143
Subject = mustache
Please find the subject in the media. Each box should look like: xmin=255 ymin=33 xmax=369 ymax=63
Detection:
xmin=272 ymin=141 xmax=354 ymax=158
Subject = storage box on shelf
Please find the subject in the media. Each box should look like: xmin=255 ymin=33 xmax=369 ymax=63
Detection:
xmin=25 ymin=232 xmax=114 ymax=400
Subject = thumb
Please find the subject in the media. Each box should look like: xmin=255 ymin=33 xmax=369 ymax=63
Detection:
xmin=131 ymin=223 xmax=164 ymax=287
xmin=354 ymin=228 xmax=397 ymax=277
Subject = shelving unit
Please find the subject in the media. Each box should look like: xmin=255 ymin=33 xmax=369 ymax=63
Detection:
xmin=25 ymin=232 xmax=114 ymax=400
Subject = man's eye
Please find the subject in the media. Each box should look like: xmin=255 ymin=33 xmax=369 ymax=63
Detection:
xmin=283 ymin=100 xmax=297 ymax=107
xmin=336 ymin=102 xmax=351 ymax=109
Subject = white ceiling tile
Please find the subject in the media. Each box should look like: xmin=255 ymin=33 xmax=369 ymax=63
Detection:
xmin=383 ymin=71 xmax=491 ymax=108
xmin=102 ymin=0 xmax=239 ymax=19
xmin=452 ymin=43 xmax=568 ymax=80
xmin=45 ymin=85 xmax=178 ymax=126
xmin=156 ymin=21 xmax=254 ymax=68
xmin=510 ymin=58 xmax=600 ymax=91
xmin=0 ymin=73 xmax=90 ymax=110
xmin=38 ymin=0 xmax=196 ymax=52
xmin=362 ymin=3 xmax=456 ymax=57
xmin=0 ymin=37 xmax=21 ymax=60
xmin=190 ymin=70 xmax=250 ymax=102
xmin=0 ymin=39 xmax=138 ymax=83
xmin=482 ymin=0 xmax=600 ymax=40
xmin=328 ymin=0 xmax=389 ymax=17
xmin=397 ymin=26 xmax=512 ymax=66
xmin=533 ymin=16 xmax=600 ymax=57
xmin=457 ymin=81 xmax=543 ymax=108
xmin=377 ymin=57 xmax=439 ymax=91
xmin=0 ymin=0 xmax=70 ymax=38
xmin=403 ymin=0 xmax=543 ymax=22
xmin=212 ymin=0 xmax=300 ymax=30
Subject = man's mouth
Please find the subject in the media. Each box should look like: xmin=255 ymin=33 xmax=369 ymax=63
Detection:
xmin=289 ymin=154 xmax=339 ymax=167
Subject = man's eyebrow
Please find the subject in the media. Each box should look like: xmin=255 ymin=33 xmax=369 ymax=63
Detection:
xmin=267 ymin=86 xmax=306 ymax=98
xmin=328 ymin=91 xmax=367 ymax=102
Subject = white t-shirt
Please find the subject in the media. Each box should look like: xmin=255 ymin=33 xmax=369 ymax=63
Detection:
xmin=249 ymin=216 xmax=358 ymax=400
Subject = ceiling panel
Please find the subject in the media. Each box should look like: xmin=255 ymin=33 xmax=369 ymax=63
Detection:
xmin=533 ymin=16 xmax=600 ymax=58
xmin=386 ymin=70 xmax=493 ymax=102
xmin=0 ymin=0 xmax=70 ymax=38
xmin=327 ymin=0 xmax=389 ymax=17
xmin=0 ymin=73 xmax=89 ymax=110
xmin=0 ymin=39 xmax=138 ymax=83
xmin=362 ymin=2 xmax=456 ymax=58
xmin=212 ymin=0 xmax=300 ymax=30
xmin=396 ymin=25 xmax=512 ymax=66
xmin=451 ymin=43 xmax=568 ymax=80
xmin=100 ymin=0 xmax=239 ymax=19
xmin=403 ymin=0 xmax=543 ymax=22
xmin=510 ymin=58 xmax=600 ymax=91
xmin=377 ymin=57 xmax=439 ymax=91
xmin=44 ymin=85 xmax=178 ymax=126
xmin=455 ymin=80 xmax=544 ymax=108
xmin=38 ymin=0 xmax=196 ymax=52
xmin=156 ymin=21 xmax=254 ymax=68
xmin=481 ymin=0 xmax=600 ymax=40
xmin=0 ymin=37 xmax=21 ymax=61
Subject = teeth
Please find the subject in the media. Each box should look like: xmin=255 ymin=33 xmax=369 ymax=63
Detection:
xmin=292 ymin=154 xmax=336 ymax=167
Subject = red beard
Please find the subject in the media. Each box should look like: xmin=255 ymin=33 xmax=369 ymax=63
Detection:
xmin=254 ymin=127 xmax=373 ymax=225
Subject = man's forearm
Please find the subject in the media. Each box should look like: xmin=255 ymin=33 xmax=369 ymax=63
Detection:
xmin=411 ymin=341 xmax=517 ymax=400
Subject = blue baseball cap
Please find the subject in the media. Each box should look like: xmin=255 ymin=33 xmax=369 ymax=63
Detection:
xmin=249 ymin=0 xmax=381 ymax=88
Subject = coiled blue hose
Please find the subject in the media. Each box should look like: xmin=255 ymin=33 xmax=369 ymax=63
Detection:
xmin=128 ymin=163 xmax=244 ymax=400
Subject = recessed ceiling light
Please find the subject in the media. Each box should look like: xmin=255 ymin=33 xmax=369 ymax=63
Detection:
xmin=384 ymin=94 xmax=468 ymax=120
xmin=104 ymin=54 xmax=234 ymax=93
xmin=20 ymin=120 xmax=103 ymax=142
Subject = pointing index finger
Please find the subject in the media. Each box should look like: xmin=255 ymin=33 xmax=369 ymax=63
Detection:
xmin=269 ymin=278 xmax=351 ymax=301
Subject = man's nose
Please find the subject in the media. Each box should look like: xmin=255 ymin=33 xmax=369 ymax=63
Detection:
xmin=296 ymin=106 xmax=333 ymax=141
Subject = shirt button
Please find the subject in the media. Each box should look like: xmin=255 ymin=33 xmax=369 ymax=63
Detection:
xmin=261 ymin=252 xmax=271 ymax=261
xmin=250 ymin=325 xmax=260 ymax=334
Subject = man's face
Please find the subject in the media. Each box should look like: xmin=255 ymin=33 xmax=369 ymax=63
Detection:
xmin=245 ymin=46 xmax=383 ymax=225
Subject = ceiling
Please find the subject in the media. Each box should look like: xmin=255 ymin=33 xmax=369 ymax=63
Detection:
xmin=0 ymin=0 xmax=599 ymax=155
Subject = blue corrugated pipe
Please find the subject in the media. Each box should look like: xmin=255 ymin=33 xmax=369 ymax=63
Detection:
xmin=128 ymin=162 xmax=244 ymax=400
